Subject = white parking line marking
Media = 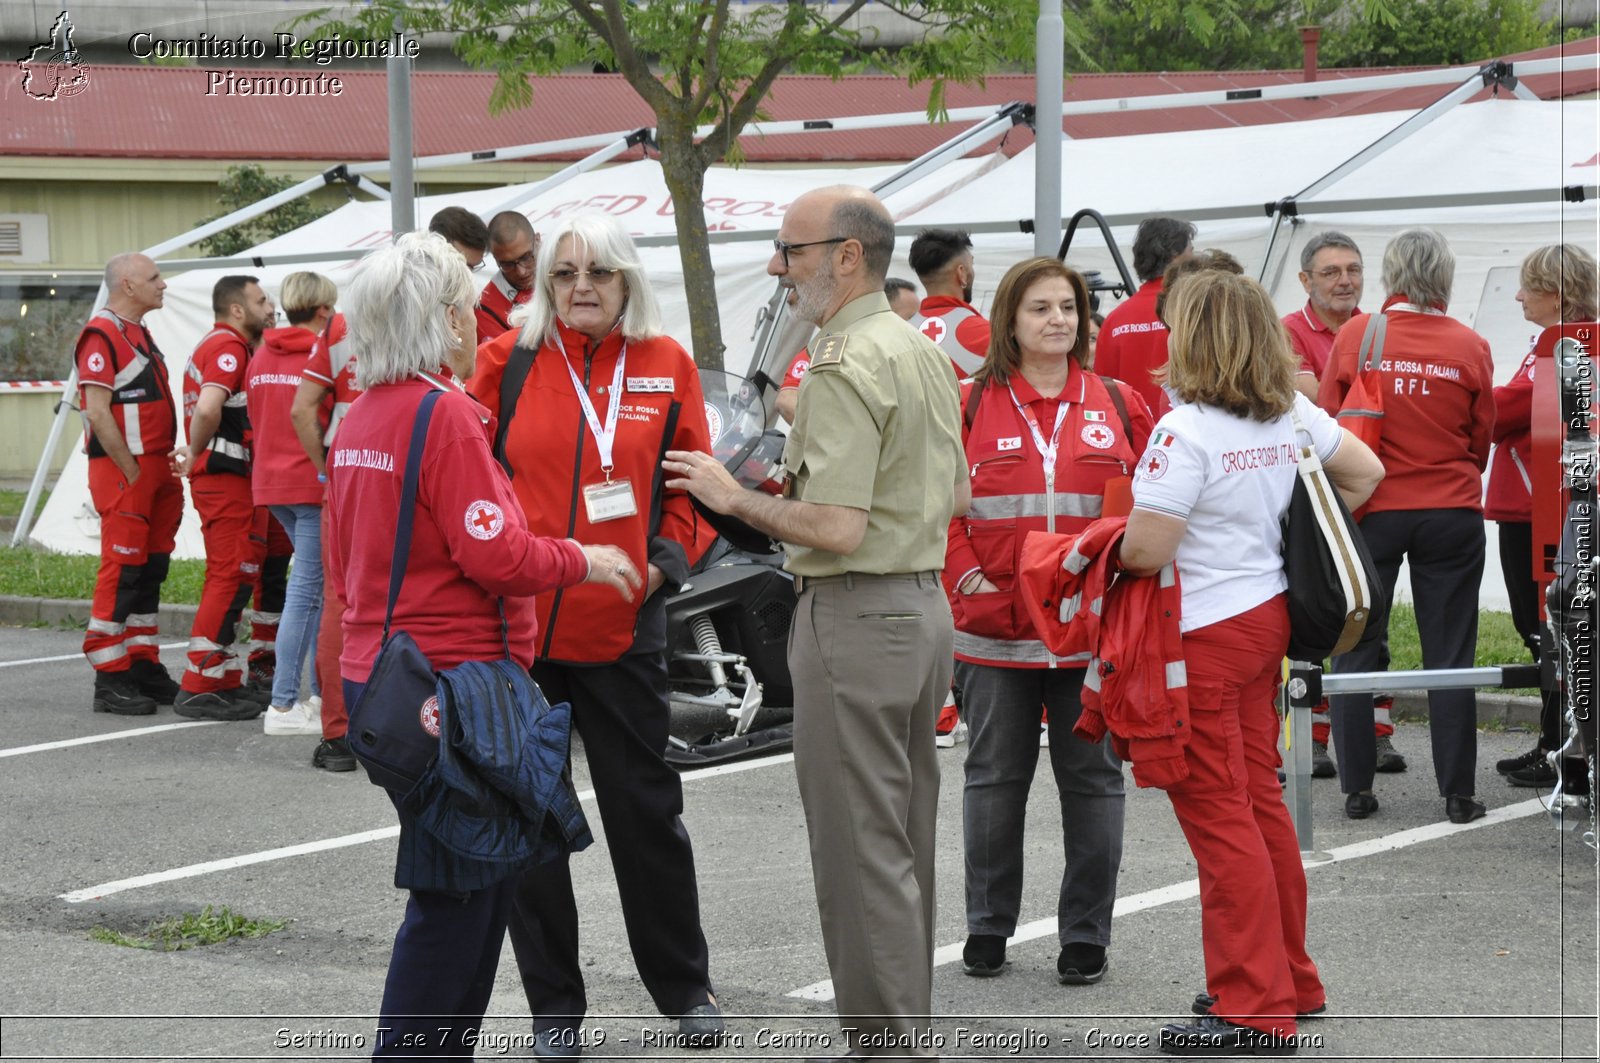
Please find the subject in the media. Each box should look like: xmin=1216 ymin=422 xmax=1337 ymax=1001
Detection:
xmin=0 ymin=721 xmax=219 ymax=759
xmin=0 ymin=640 xmax=186 ymax=669
xmin=786 ymin=798 xmax=1548 ymax=1001
xmin=59 ymin=752 xmax=796 ymax=903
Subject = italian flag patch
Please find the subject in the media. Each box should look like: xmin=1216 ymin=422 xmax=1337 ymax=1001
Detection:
xmin=1152 ymin=428 xmax=1178 ymax=448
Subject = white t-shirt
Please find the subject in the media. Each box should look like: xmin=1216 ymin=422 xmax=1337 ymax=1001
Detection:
xmin=1131 ymin=393 xmax=1343 ymax=632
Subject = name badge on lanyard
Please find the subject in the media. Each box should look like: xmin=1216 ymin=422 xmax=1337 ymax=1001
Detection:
xmin=559 ymin=334 xmax=641 ymax=523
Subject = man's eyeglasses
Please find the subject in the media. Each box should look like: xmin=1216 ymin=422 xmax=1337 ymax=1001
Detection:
xmin=549 ymin=267 xmax=621 ymax=288
xmin=773 ymin=237 xmax=847 ymax=269
xmin=1312 ymin=265 xmax=1363 ymax=281
xmin=496 ymin=250 xmax=538 ymax=274
xmin=467 ymin=257 xmax=486 ymax=273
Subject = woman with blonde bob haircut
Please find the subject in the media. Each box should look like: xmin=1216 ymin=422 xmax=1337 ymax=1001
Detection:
xmin=1120 ymin=268 xmax=1383 ymax=1055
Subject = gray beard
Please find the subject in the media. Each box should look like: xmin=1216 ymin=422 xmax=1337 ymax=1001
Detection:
xmin=794 ymin=271 xmax=839 ymax=325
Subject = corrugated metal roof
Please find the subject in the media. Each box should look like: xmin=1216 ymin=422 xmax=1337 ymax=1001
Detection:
xmin=4 ymin=38 xmax=1593 ymax=163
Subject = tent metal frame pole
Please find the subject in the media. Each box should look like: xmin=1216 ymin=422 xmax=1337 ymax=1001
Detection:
xmin=1035 ymin=0 xmax=1065 ymax=257
xmin=488 ymin=130 xmax=654 ymax=215
xmin=387 ymin=14 xmax=416 ymax=238
xmin=733 ymin=104 xmax=1028 ymax=382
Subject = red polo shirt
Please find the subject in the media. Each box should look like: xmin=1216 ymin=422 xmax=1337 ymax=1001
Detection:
xmin=1282 ymin=301 xmax=1363 ymax=381
xmin=1093 ymin=279 xmax=1169 ymax=417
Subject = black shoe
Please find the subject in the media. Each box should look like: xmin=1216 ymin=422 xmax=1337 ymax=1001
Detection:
xmin=312 ymin=736 xmax=357 ymax=772
xmin=678 ymin=1001 xmax=726 ymax=1049
xmin=1344 ymin=792 xmax=1379 ymax=819
xmin=248 ymin=653 xmax=276 ymax=689
xmin=1445 ymin=795 xmax=1486 ymax=824
xmin=531 ymin=1027 xmax=581 ymax=1060
xmin=962 ymin=933 xmax=1007 ymax=977
xmin=1496 ymin=744 xmax=1547 ymax=775
xmin=1506 ymin=758 xmax=1557 ymax=788
xmin=238 ymin=681 xmax=274 ymax=707
xmin=127 ymin=658 xmax=181 ymax=705
xmin=1159 ymin=1015 xmax=1297 ymax=1056
xmin=1373 ymin=734 xmax=1407 ymax=773
xmin=92 ymin=673 xmax=158 ymax=716
xmin=174 ymin=688 xmax=264 ymax=722
xmin=1058 ymin=943 xmax=1108 ymax=985
xmin=1310 ymin=741 xmax=1336 ymax=778
xmin=1192 ymin=992 xmax=1326 ymax=1020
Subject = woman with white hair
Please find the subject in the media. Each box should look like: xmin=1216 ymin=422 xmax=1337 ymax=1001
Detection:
xmin=326 ymin=231 xmax=636 ymax=1057
xmin=470 ymin=211 xmax=724 ymax=1055
xmin=1316 ymin=228 xmax=1497 ymax=825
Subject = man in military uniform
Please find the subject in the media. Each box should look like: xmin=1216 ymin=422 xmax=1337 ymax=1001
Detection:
xmin=665 ymin=185 xmax=967 ymax=1059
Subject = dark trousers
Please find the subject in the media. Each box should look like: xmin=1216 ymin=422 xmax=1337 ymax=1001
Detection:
xmin=1331 ymin=508 xmax=1483 ymax=797
xmin=1497 ymin=521 xmax=1563 ymax=749
xmin=506 ymin=651 xmax=711 ymax=1030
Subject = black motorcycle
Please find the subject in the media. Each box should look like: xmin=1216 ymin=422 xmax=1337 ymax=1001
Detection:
xmin=663 ymin=371 xmax=797 ymax=768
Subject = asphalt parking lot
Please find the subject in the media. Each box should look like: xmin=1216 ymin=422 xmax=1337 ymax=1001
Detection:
xmin=0 ymin=622 xmax=1595 ymax=1062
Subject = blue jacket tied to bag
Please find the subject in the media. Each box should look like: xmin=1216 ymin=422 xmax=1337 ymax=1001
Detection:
xmin=393 ymin=659 xmax=592 ymax=893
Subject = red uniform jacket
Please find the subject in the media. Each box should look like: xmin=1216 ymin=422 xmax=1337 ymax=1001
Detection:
xmin=247 ymin=326 xmax=327 ymax=506
xmin=469 ymin=321 xmax=711 ymax=663
xmin=75 ymin=310 xmax=177 ymax=458
xmin=475 ymin=272 xmax=532 ymax=342
xmin=1018 ymin=519 xmax=1190 ymax=789
xmin=1316 ymin=296 xmax=1494 ymax=514
xmin=303 ymin=313 xmax=359 ymax=447
xmin=326 ymin=372 xmax=588 ymax=683
xmin=182 ymin=323 xmax=252 ymax=478
xmin=911 ymin=295 xmax=991 ymax=379
xmin=945 ymin=365 xmax=1152 ymax=667
xmin=1485 ymin=338 xmax=1538 ymax=523
xmin=1093 ymin=279 xmax=1170 ymax=417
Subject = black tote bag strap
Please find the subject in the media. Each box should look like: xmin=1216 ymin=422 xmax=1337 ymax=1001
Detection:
xmin=382 ymin=388 xmax=445 ymax=642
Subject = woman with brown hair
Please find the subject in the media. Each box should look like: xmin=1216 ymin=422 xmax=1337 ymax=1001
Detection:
xmin=1119 ymin=270 xmax=1383 ymax=1054
xmin=945 ymin=256 xmax=1153 ymax=984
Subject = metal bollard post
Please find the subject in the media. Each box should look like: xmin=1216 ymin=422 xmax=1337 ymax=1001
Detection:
xmin=1284 ymin=662 xmax=1330 ymax=862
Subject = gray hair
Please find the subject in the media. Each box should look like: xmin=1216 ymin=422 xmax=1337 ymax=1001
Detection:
xmin=514 ymin=211 xmax=663 ymax=345
xmin=1382 ymin=228 xmax=1454 ymax=307
xmin=1299 ymin=230 xmax=1362 ymax=272
xmin=833 ymin=198 xmax=895 ymax=282
xmin=344 ymin=231 xmax=475 ymax=390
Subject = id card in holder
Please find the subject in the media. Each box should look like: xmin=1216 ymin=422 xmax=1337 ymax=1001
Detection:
xmin=583 ymin=478 xmax=638 ymax=523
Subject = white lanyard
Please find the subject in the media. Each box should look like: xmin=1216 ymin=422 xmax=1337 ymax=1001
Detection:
xmin=1007 ymin=383 xmax=1071 ymax=479
xmin=555 ymin=332 xmax=627 ymax=478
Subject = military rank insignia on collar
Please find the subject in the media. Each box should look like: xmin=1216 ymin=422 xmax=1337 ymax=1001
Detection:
xmin=813 ymin=334 xmax=848 ymax=366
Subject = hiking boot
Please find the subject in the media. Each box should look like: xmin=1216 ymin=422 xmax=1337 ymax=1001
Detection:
xmin=127 ymin=658 xmax=180 ymax=705
xmin=1496 ymin=744 xmax=1547 ymax=775
xmin=1373 ymin=734 xmax=1407 ymax=773
xmin=248 ymin=653 xmax=276 ymax=689
xmin=1311 ymin=741 xmax=1336 ymax=778
xmin=312 ymin=736 xmax=357 ymax=772
xmin=174 ymin=688 xmax=264 ymax=722
xmin=92 ymin=673 xmax=158 ymax=716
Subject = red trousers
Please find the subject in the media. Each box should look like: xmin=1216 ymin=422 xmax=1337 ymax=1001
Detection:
xmin=315 ymin=504 xmax=347 ymax=739
xmin=1166 ymin=594 xmax=1323 ymax=1038
xmin=84 ymin=455 xmax=183 ymax=674
xmin=1311 ymin=695 xmax=1392 ymax=745
xmin=248 ymin=507 xmax=291 ymax=666
xmin=182 ymin=473 xmax=256 ymax=694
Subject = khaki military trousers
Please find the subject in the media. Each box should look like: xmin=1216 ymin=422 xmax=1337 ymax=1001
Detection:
xmin=789 ymin=571 xmax=952 ymax=1058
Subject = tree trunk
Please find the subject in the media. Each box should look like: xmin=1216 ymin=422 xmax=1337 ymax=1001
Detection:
xmin=654 ymin=120 xmax=725 ymax=371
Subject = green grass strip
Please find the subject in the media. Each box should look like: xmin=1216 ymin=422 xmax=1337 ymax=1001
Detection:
xmin=89 ymin=905 xmax=286 ymax=952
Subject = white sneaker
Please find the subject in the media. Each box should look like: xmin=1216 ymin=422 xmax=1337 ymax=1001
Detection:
xmin=306 ymin=695 xmax=323 ymax=723
xmin=936 ymin=720 xmax=969 ymax=749
xmin=263 ymin=702 xmax=322 ymax=736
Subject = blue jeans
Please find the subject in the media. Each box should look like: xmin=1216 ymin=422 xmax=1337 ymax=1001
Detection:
xmin=268 ymin=503 xmax=323 ymax=707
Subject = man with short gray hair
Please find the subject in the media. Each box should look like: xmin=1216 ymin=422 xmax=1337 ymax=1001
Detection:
xmin=1284 ymin=230 xmax=1365 ymax=399
xmin=665 ymin=185 xmax=967 ymax=1060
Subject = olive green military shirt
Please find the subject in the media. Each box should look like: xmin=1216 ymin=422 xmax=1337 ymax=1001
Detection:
xmin=782 ymin=292 xmax=964 ymax=578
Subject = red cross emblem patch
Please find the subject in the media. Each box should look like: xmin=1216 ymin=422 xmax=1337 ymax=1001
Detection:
xmin=1141 ymin=449 xmax=1170 ymax=481
xmin=465 ymin=500 xmax=505 ymax=540
xmin=86 ymin=352 xmax=105 ymax=373
xmin=420 ymin=695 xmax=441 ymax=738
xmin=218 ymin=353 xmax=237 ymax=373
xmin=920 ymin=317 xmax=948 ymax=344
xmin=1080 ymin=424 xmax=1115 ymax=450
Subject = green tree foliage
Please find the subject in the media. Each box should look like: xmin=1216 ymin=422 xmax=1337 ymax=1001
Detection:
xmin=1316 ymin=0 xmax=1558 ymax=68
xmin=196 ymin=164 xmax=333 ymax=259
xmin=310 ymin=0 xmax=1045 ymax=369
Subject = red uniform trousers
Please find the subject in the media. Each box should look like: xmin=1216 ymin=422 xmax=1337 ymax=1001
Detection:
xmin=84 ymin=455 xmax=183 ymax=674
xmin=182 ymin=473 xmax=257 ymax=694
xmin=248 ymin=507 xmax=292 ymax=676
xmin=1310 ymin=694 xmax=1392 ymax=745
xmin=1165 ymin=595 xmax=1323 ymax=1038
xmin=315 ymin=504 xmax=347 ymax=739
